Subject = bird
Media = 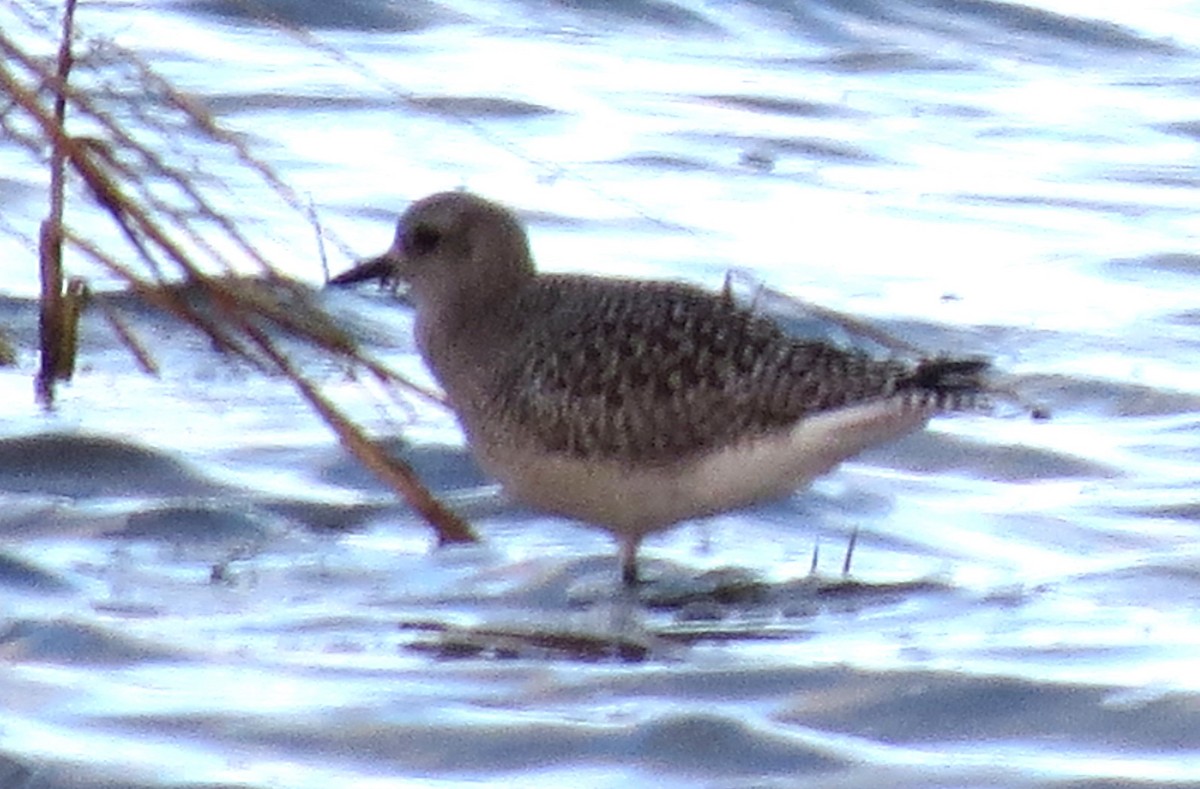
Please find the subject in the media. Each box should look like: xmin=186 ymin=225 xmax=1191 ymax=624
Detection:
xmin=331 ymin=191 xmax=989 ymax=586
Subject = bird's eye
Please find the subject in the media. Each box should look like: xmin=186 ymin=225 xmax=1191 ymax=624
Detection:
xmin=407 ymin=224 xmax=441 ymax=256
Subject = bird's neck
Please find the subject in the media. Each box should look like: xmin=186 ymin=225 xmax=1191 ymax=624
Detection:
xmin=412 ymin=280 xmax=524 ymax=400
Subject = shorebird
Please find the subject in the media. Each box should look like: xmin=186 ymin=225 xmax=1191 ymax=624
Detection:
xmin=332 ymin=192 xmax=988 ymax=585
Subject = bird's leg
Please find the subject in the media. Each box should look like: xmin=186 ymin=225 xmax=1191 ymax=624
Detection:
xmin=619 ymin=534 xmax=642 ymax=586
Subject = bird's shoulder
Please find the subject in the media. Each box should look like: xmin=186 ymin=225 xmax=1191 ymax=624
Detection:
xmin=517 ymin=274 xmax=776 ymax=364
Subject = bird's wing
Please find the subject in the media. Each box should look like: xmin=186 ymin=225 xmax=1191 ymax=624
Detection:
xmin=487 ymin=277 xmax=952 ymax=464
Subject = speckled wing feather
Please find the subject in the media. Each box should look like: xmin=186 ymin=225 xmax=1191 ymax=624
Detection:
xmin=485 ymin=275 xmax=987 ymax=464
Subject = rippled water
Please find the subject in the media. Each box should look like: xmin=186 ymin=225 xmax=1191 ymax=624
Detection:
xmin=2 ymin=0 xmax=1200 ymax=786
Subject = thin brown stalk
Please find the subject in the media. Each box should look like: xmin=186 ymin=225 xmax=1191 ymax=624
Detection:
xmin=121 ymin=54 xmax=361 ymax=261
xmin=0 ymin=331 xmax=16 ymax=367
xmin=726 ymin=270 xmax=927 ymax=358
xmin=35 ymin=0 xmax=78 ymax=402
xmin=309 ymin=197 xmax=331 ymax=284
xmin=63 ymin=229 xmax=261 ymax=365
xmin=1 ymin=6 xmax=470 ymax=547
xmin=2 ymin=6 xmax=359 ymax=269
xmin=240 ymin=319 xmax=478 ymax=545
xmin=57 ymin=276 xmax=87 ymax=379
xmin=94 ymin=297 xmax=160 ymax=376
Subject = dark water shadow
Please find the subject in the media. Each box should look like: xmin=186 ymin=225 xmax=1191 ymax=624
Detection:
xmin=0 ymin=433 xmax=226 ymax=499
xmin=183 ymin=0 xmax=453 ymax=31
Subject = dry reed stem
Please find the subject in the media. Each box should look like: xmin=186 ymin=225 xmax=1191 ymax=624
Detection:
xmin=67 ymin=226 xmax=447 ymax=407
xmin=3 ymin=1 xmax=357 ymax=267
xmin=209 ymin=0 xmax=693 ymax=231
xmin=0 ymin=333 xmax=15 ymax=367
xmin=723 ymin=270 xmax=927 ymax=358
xmin=58 ymin=276 xmax=87 ymax=377
xmin=35 ymin=0 xmax=78 ymax=401
xmin=0 ymin=4 xmax=478 ymax=544
xmin=118 ymin=49 xmax=362 ymax=263
xmin=239 ymin=319 xmax=477 ymax=545
xmin=94 ymin=296 xmax=160 ymax=376
xmin=63 ymin=229 xmax=262 ymax=365
xmin=3 ymin=40 xmax=443 ymax=396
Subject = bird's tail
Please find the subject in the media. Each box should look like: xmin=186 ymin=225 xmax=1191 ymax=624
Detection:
xmin=897 ymin=357 xmax=992 ymax=411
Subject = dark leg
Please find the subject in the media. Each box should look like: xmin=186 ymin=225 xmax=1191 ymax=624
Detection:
xmin=619 ymin=535 xmax=641 ymax=586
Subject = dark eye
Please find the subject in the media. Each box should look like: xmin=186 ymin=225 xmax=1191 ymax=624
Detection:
xmin=406 ymin=224 xmax=440 ymax=256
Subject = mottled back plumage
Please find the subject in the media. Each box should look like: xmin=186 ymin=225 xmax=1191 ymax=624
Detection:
xmin=476 ymin=275 xmax=984 ymax=465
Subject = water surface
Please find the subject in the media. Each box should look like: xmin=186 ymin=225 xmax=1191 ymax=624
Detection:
xmin=1 ymin=0 xmax=1200 ymax=786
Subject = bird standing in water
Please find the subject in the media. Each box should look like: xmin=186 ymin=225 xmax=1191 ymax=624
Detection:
xmin=332 ymin=192 xmax=988 ymax=585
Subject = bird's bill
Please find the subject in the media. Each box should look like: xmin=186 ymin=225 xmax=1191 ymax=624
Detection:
xmin=328 ymin=253 xmax=399 ymax=287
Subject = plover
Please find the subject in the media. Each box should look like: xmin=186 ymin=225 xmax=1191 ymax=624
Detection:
xmin=332 ymin=192 xmax=988 ymax=585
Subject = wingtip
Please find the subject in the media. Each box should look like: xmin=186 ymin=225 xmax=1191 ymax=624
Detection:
xmin=910 ymin=356 xmax=991 ymax=390
xmin=903 ymin=356 xmax=992 ymax=411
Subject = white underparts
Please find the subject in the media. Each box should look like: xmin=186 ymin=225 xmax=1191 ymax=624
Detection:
xmin=475 ymin=397 xmax=933 ymax=542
